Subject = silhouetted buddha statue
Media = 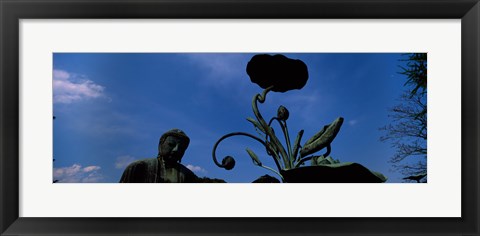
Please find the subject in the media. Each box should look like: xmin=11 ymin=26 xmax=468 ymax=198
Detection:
xmin=119 ymin=129 xmax=198 ymax=183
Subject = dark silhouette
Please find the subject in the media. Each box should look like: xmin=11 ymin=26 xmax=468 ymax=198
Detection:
xmin=213 ymin=54 xmax=386 ymax=183
xmin=197 ymin=177 xmax=227 ymax=183
xmin=120 ymin=129 xmax=198 ymax=183
xmin=246 ymin=54 xmax=308 ymax=92
xmin=252 ymin=175 xmax=280 ymax=183
xmin=403 ymin=173 xmax=427 ymax=183
xmin=381 ymin=53 xmax=427 ymax=180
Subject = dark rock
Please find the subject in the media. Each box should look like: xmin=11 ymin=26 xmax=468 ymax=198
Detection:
xmin=252 ymin=174 xmax=281 ymax=183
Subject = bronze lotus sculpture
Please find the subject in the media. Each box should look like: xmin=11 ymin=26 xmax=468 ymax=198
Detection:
xmin=212 ymin=54 xmax=386 ymax=183
xmin=246 ymin=54 xmax=308 ymax=92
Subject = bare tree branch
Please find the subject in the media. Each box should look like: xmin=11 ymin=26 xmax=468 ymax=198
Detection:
xmin=380 ymin=53 xmax=427 ymax=180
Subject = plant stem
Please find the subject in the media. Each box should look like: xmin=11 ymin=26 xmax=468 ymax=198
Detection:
xmin=282 ymin=121 xmax=293 ymax=166
xmin=212 ymin=131 xmax=282 ymax=172
xmin=291 ymin=130 xmax=304 ymax=165
xmin=252 ymin=87 xmax=290 ymax=170
xmin=259 ymin=165 xmax=285 ymax=182
xmin=269 ymin=118 xmax=293 ymax=167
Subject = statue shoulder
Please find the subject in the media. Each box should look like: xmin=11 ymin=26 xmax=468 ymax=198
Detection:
xmin=178 ymin=164 xmax=199 ymax=182
xmin=178 ymin=164 xmax=195 ymax=175
xmin=120 ymin=158 xmax=158 ymax=183
xmin=126 ymin=158 xmax=156 ymax=168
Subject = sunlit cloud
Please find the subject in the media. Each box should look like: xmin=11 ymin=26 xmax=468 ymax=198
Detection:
xmin=53 ymin=69 xmax=70 ymax=80
xmin=186 ymin=164 xmax=207 ymax=174
xmin=82 ymin=166 xmax=101 ymax=172
xmin=53 ymin=164 xmax=104 ymax=183
xmin=53 ymin=69 xmax=106 ymax=104
xmin=114 ymin=155 xmax=137 ymax=169
xmin=82 ymin=172 xmax=104 ymax=183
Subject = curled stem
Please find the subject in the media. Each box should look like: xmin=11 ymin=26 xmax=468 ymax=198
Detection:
xmin=253 ymin=87 xmax=290 ymax=169
xmin=212 ymin=132 xmax=282 ymax=172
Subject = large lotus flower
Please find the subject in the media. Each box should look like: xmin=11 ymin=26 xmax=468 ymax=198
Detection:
xmin=246 ymin=54 xmax=309 ymax=92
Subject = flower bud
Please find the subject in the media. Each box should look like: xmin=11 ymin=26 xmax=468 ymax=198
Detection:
xmin=222 ymin=156 xmax=236 ymax=170
xmin=277 ymin=105 xmax=290 ymax=121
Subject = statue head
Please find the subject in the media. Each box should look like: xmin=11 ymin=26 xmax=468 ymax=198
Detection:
xmin=158 ymin=129 xmax=190 ymax=164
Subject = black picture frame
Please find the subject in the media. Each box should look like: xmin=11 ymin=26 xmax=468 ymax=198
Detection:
xmin=1 ymin=0 xmax=479 ymax=235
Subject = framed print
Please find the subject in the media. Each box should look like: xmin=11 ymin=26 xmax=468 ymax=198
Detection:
xmin=1 ymin=0 xmax=479 ymax=235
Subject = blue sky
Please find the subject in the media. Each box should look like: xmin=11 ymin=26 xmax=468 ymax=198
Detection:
xmin=53 ymin=53 xmax=414 ymax=183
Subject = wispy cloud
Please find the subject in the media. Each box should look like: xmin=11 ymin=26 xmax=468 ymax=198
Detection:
xmin=70 ymin=110 xmax=142 ymax=138
xmin=183 ymin=54 xmax=251 ymax=87
xmin=281 ymin=91 xmax=320 ymax=105
xmin=349 ymin=119 xmax=358 ymax=126
xmin=270 ymin=90 xmax=324 ymax=125
xmin=81 ymin=172 xmax=104 ymax=183
xmin=82 ymin=166 xmax=101 ymax=172
xmin=53 ymin=69 xmax=70 ymax=80
xmin=53 ymin=164 xmax=104 ymax=183
xmin=186 ymin=164 xmax=207 ymax=174
xmin=53 ymin=69 xmax=106 ymax=104
xmin=114 ymin=155 xmax=137 ymax=169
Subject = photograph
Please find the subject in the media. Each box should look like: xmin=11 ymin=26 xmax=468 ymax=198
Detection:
xmin=1 ymin=0 xmax=478 ymax=234
xmin=53 ymin=53 xmax=427 ymax=183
